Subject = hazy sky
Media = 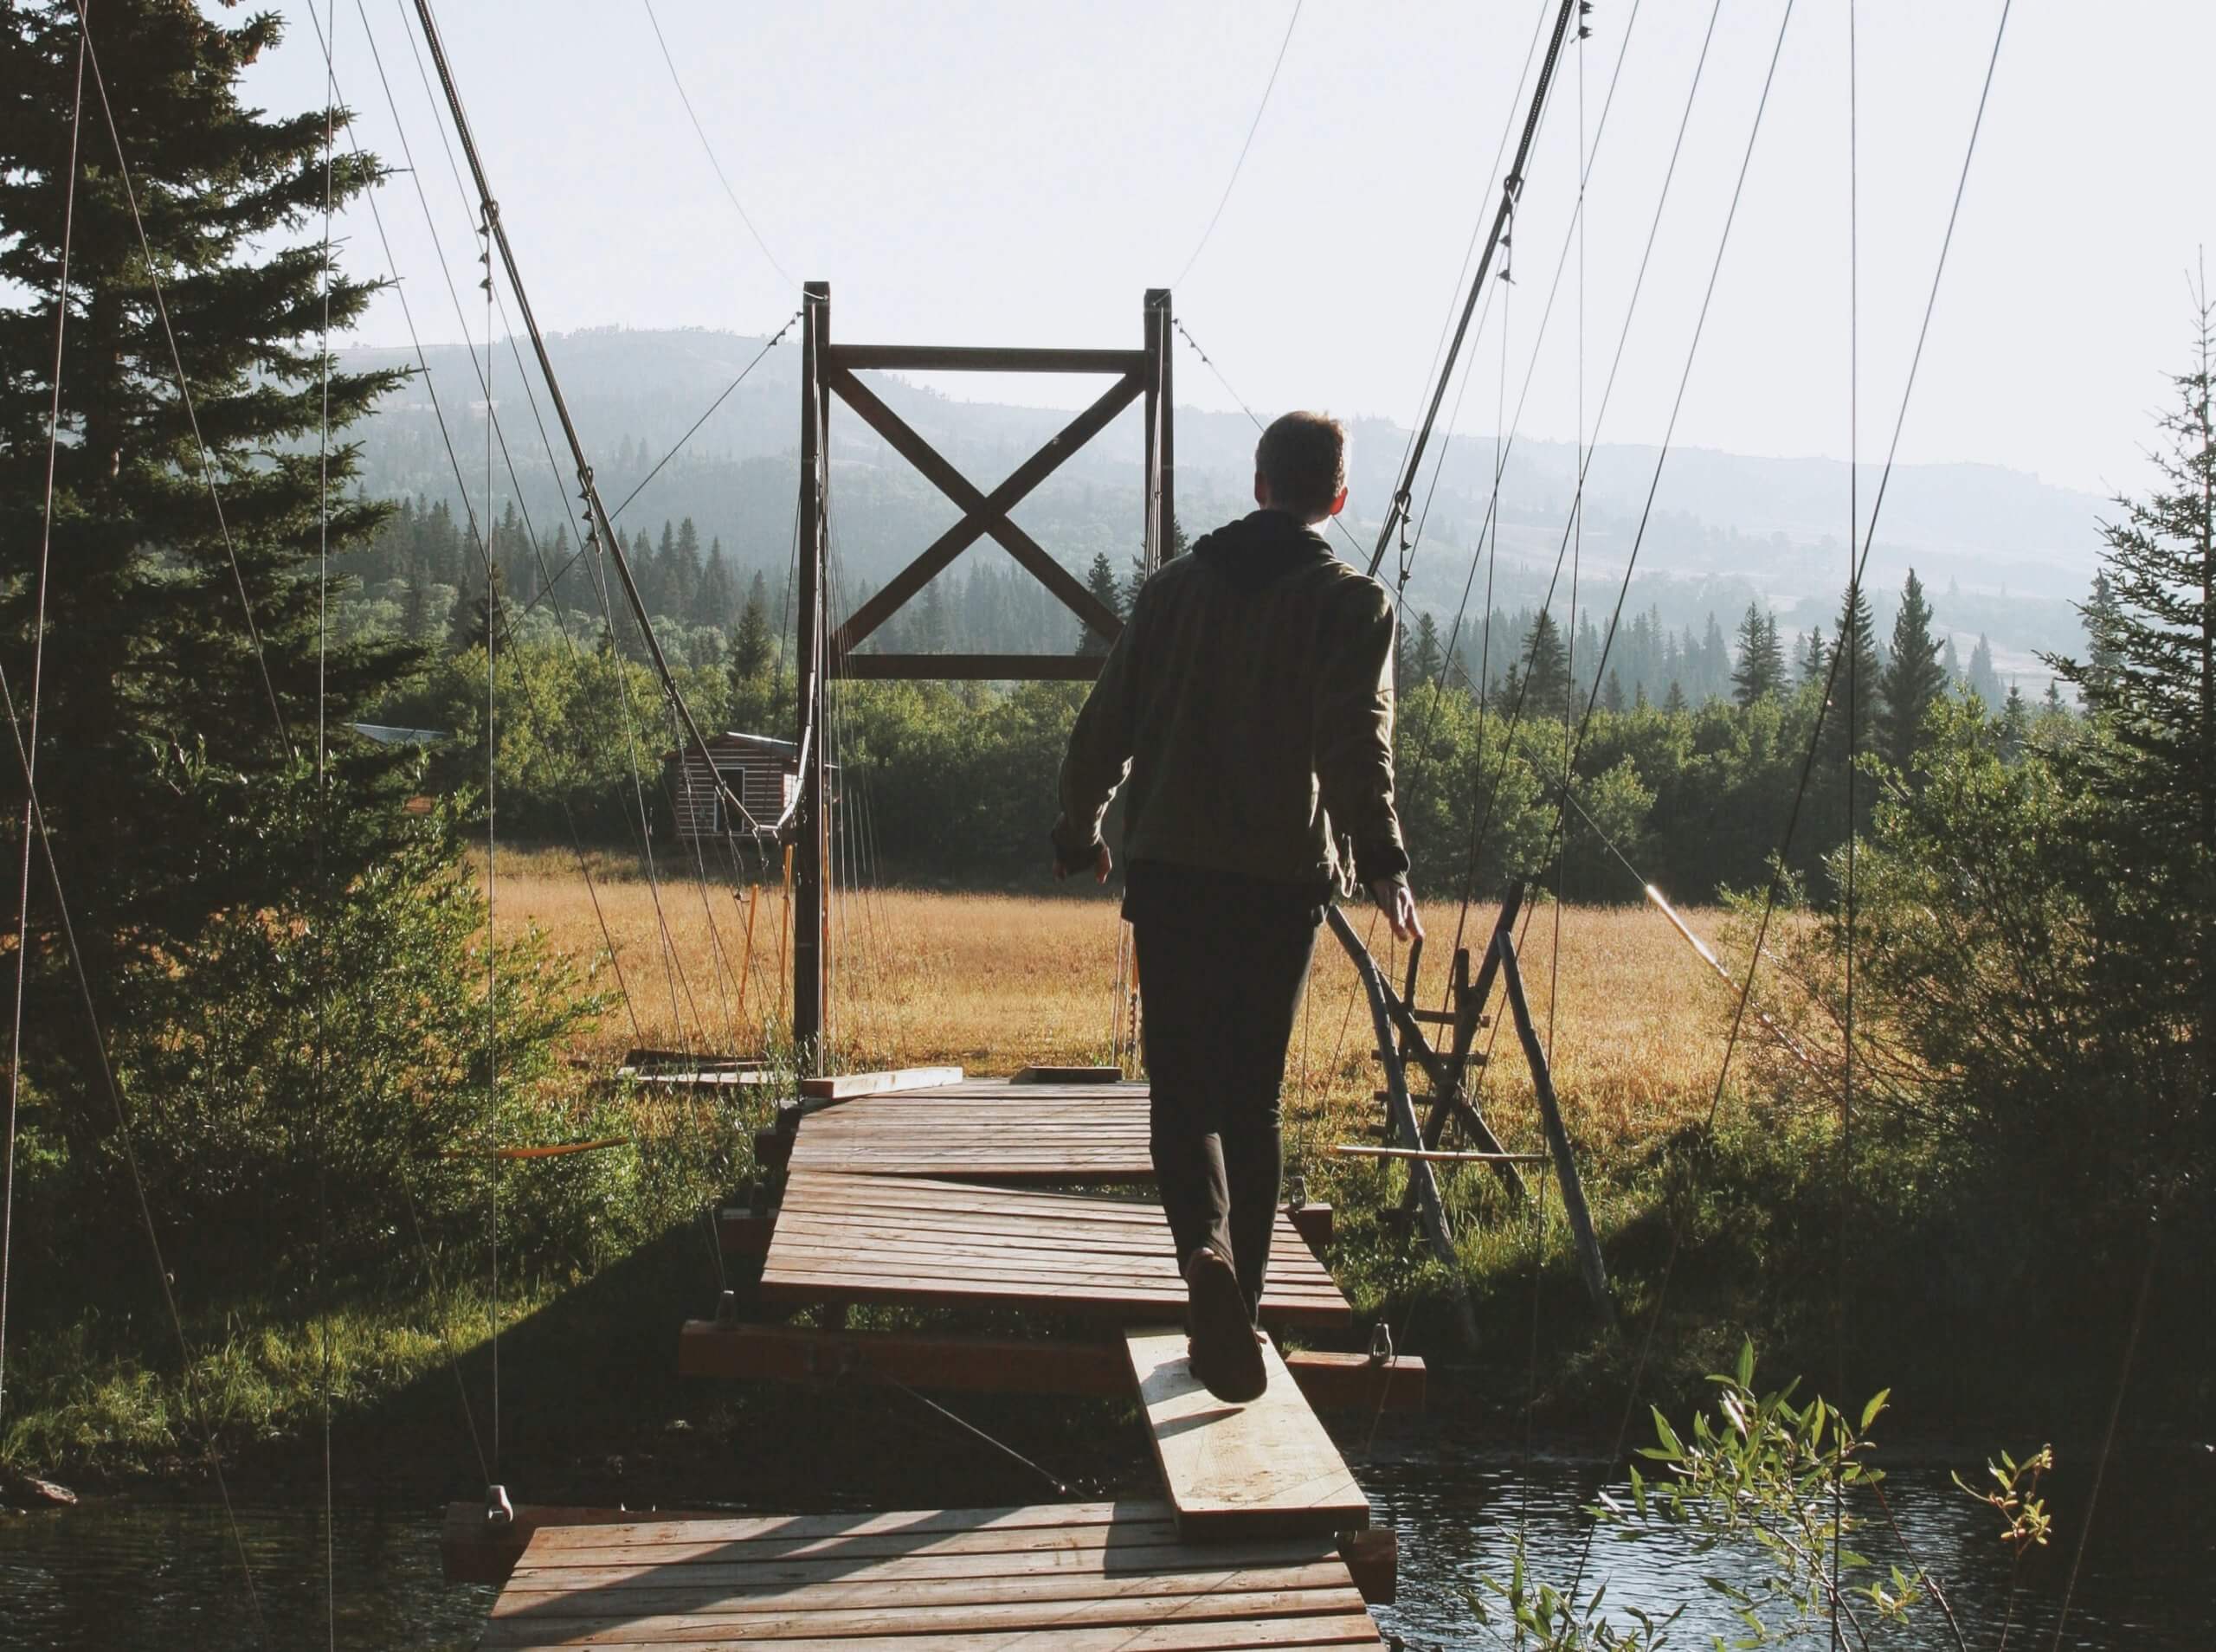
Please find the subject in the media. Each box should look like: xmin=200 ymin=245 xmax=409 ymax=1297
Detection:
xmin=238 ymin=1 xmax=2212 ymax=498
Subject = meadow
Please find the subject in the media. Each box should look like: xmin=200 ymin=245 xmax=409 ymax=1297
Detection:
xmin=489 ymin=845 xmax=1738 ymax=1159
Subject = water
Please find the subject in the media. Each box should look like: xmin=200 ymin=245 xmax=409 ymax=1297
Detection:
xmin=3 ymin=1443 xmax=2207 ymax=1648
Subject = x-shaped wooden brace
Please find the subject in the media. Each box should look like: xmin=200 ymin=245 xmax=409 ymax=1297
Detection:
xmin=829 ymin=366 xmax=1144 ymax=656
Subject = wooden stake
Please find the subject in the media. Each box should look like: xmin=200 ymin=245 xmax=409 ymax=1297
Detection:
xmin=1495 ymin=930 xmax=1616 ymax=1327
xmin=1326 ymin=905 xmax=1479 ymax=1347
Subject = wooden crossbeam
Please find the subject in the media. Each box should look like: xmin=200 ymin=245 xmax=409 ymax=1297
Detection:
xmin=842 ymin=652 xmax=1105 ymax=681
xmin=826 ymin=344 xmax=1149 ymax=375
xmin=828 ymin=366 xmax=1138 ymax=650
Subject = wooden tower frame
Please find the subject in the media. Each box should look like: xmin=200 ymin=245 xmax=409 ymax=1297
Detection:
xmin=790 ymin=285 xmax=1176 ymax=1065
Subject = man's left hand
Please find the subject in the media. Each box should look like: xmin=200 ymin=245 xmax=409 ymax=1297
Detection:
xmin=1372 ymin=878 xmax=1423 ymax=942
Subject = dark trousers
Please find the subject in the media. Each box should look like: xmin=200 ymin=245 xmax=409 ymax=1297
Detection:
xmin=1127 ymin=863 xmax=1321 ymax=1323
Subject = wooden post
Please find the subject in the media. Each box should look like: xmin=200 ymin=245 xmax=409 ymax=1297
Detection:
xmin=1146 ymin=288 xmax=1176 ymax=559
xmin=1142 ymin=292 xmax=1163 ymax=572
xmin=1327 ymin=905 xmax=1479 ymax=1347
xmin=791 ymin=282 xmax=830 ymax=1072
xmin=1494 ymin=929 xmax=1615 ymax=1327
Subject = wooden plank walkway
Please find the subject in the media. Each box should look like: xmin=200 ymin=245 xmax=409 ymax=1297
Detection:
xmin=481 ymin=1501 xmax=1383 ymax=1649
xmin=788 ymin=1078 xmax=1153 ymax=1183
xmin=1126 ymin=1329 xmax=1372 ymax=1541
xmin=760 ymin=1170 xmax=1351 ymax=1330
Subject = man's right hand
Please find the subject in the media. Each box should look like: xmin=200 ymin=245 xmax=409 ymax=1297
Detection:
xmin=1371 ymin=878 xmax=1423 ymax=942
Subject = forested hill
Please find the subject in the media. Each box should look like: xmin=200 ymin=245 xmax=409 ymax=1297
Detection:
xmin=344 ymin=325 xmax=2108 ymax=692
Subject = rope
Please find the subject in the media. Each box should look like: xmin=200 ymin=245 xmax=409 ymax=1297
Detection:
xmin=1833 ymin=3 xmax=1860 ymax=1640
xmin=312 ymin=3 xmax=341 ymax=1638
xmin=1172 ymin=0 xmax=1304 ymax=289
xmin=72 ymin=0 xmax=293 ymax=755
xmin=639 ymin=0 xmax=796 ymax=289
xmin=480 ymin=197 xmax=503 ymax=1486
xmin=0 ymin=10 xmax=84 ymax=1437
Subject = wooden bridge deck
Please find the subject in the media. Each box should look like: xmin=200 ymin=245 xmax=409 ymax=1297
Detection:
xmin=481 ymin=1501 xmax=1384 ymax=1649
xmin=760 ymin=1169 xmax=1352 ymax=1329
xmin=787 ymin=1077 xmax=1153 ymax=1183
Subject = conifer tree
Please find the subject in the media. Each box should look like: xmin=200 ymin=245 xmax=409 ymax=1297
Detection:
xmin=1799 ymin=627 xmax=1829 ymax=685
xmin=1730 ymin=601 xmax=1784 ymax=707
xmin=1939 ymin=633 xmax=1962 ymax=685
xmin=0 ymin=0 xmax=416 ymax=995
xmin=2047 ymin=304 xmax=2216 ymax=1059
xmin=668 ymin=517 xmax=704 ymax=620
xmin=1999 ymin=683 xmax=2030 ymax=760
xmin=1075 ymin=551 xmax=1122 ymax=656
xmin=1662 ymin=680 xmax=1686 ymax=716
xmin=1878 ymin=569 xmax=1947 ymax=770
xmin=1521 ymin=609 xmax=1571 ymax=719
xmin=1602 ymin=669 xmax=1626 ymax=716
xmin=730 ymin=570 xmax=773 ymax=680
xmin=1405 ymin=611 xmax=1444 ymax=691
xmin=697 ymin=537 xmax=735 ymax=626
xmin=1966 ymin=633 xmax=2001 ymax=709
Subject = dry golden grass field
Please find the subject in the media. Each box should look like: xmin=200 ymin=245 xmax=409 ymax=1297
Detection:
xmin=491 ymin=847 xmax=1739 ymax=1171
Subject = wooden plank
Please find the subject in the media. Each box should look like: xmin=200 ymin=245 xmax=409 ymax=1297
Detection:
xmin=840 ymin=652 xmax=1105 ymax=681
xmin=480 ymin=1500 xmax=1382 ymax=1647
xmin=1281 ymin=1351 xmax=1426 ymax=1413
xmin=797 ymin=1066 xmax=964 ymax=1101
xmin=489 ymin=1618 xmax=1382 ymax=1651
xmin=1012 ymin=1064 xmax=1126 ymax=1083
xmin=827 ymin=344 xmax=1150 ymax=375
xmin=441 ymin=1503 xmax=724 ymax=1587
xmin=1126 ymin=1327 xmax=1372 ymax=1541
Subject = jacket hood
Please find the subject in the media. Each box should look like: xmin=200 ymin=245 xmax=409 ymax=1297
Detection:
xmin=1190 ymin=509 xmax=1337 ymax=592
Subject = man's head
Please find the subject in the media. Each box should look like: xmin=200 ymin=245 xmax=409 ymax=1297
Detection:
xmin=1253 ymin=410 xmax=1349 ymax=524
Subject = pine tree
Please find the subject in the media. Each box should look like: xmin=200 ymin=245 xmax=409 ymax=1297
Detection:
xmin=0 ymin=1 xmax=417 ymax=1001
xmin=1966 ymin=633 xmax=2001 ymax=709
xmin=697 ymin=537 xmax=736 ymax=626
xmin=1602 ymin=669 xmax=1626 ymax=715
xmin=1939 ymin=633 xmax=1962 ymax=686
xmin=1730 ymin=601 xmax=1784 ymax=707
xmin=918 ymin=580 xmax=952 ymax=653
xmin=1823 ymin=581 xmax=1883 ymax=763
xmin=1406 ymin=612 xmax=1444 ymax=691
xmin=1662 ymin=680 xmax=1686 ymax=716
xmin=1799 ymin=627 xmax=1828 ymax=685
xmin=1076 ymin=551 xmax=1123 ymax=656
xmin=668 ymin=517 xmax=704 ymax=621
xmin=2078 ymin=568 xmax=2125 ymax=708
xmin=2046 ymin=305 xmax=2216 ymax=1059
xmin=449 ymin=560 xmax=509 ymax=652
xmin=2000 ymin=683 xmax=2030 ymax=760
xmin=1522 ymin=610 xmax=1571 ymax=719
xmin=731 ymin=570 xmax=773 ymax=678
xmin=1878 ymin=569 xmax=1947 ymax=770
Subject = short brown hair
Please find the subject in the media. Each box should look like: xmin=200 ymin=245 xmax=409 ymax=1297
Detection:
xmin=1255 ymin=410 xmax=1347 ymax=519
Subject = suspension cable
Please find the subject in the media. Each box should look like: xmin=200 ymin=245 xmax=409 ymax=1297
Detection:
xmin=1568 ymin=0 xmax=2016 ymax=1600
xmin=0 ymin=10 xmax=84 ymax=1436
xmin=1173 ymin=0 xmax=1304 ymax=289
xmin=71 ymin=0 xmax=293 ymax=755
xmin=404 ymin=0 xmax=784 ymax=841
xmin=1369 ymin=0 xmax=1582 ymax=578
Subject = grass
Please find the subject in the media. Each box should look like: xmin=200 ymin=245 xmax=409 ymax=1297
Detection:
xmin=0 ymin=852 xmax=1919 ymax=1484
xmin=482 ymin=846 xmax=1805 ymax=1405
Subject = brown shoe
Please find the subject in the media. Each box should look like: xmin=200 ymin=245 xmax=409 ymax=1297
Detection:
xmin=1183 ymin=1244 xmax=1266 ymax=1404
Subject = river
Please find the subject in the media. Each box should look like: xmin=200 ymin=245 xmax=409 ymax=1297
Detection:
xmin=5 ymin=1434 xmax=2206 ymax=1648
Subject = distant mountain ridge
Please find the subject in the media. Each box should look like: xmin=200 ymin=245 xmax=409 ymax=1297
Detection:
xmin=344 ymin=325 xmax=2109 ymax=688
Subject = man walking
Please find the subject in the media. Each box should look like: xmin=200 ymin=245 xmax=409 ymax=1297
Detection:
xmin=1052 ymin=411 xmax=1420 ymax=1404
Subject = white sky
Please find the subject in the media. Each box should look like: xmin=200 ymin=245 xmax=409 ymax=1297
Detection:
xmin=240 ymin=0 xmax=2213 ymax=498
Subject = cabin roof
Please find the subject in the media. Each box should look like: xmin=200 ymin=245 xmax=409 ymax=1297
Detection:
xmin=660 ymin=730 xmax=801 ymax=764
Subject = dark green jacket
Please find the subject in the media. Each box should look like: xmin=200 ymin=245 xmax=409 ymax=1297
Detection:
xmin=1053 ymin=510 xmax=1410 ymax=897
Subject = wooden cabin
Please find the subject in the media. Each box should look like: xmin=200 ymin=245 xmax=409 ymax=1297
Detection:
xmin=662 ymin=730 xmax=812 ymax=844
